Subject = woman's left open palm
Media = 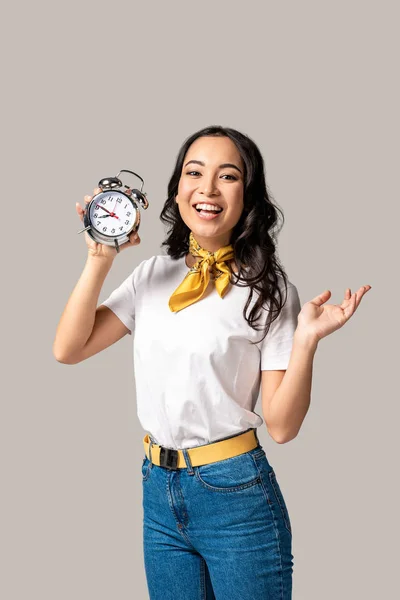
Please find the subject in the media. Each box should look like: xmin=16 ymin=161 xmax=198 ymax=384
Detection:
xmin=298 ymin=285 xmax=372 ymax=342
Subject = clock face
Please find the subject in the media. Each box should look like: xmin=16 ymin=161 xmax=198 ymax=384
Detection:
xmin=89 ymin=191 xmax=136 ymax=237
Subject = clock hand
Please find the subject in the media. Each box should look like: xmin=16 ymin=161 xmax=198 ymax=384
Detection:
xmin=95 ymin=205 xmax=120 ymax=219
xmin=95 ymin=205 xmax=115 ymax=216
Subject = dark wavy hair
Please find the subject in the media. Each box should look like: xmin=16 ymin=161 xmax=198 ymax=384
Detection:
xmin=159 ymin=125 xmax=291 ymax=345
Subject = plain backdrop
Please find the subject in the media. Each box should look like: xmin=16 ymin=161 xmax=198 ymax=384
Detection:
xmin=1 ymin=1 xmax=398 ymax=598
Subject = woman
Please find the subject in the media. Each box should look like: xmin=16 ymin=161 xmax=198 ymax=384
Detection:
xmin=54 ymin=125 xmax=371 ymax=599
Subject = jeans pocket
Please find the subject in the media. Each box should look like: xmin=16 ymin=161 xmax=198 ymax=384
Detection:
xmin=194 ymin=452 xmax=261 ymax=492
xmin=268 ymin=469 xmax=292 ymax=535
xmin=142 ymin=455 xmax=151 ymax=481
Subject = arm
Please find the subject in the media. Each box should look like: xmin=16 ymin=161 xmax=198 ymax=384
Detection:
xmin=53 ymin=253 xmax=116 ymax=362
xmin=262 ymin=285 xmax=371 ymax=443
xmin=262 ymin=330 xmax=318 ymax=443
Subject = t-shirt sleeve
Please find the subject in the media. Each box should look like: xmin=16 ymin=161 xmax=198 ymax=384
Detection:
xmin=100 ymin=270 xmax=137 ymax=335
xmin=258 ymin=283 xmax=301 ymax=370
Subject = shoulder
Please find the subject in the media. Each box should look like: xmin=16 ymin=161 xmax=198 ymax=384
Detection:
xmin=281 ymin=279 xmax=301 ymax=314
xmin=274 ymin=274 xmax=298 ymax=297
xmin=272 ymin=276 xmax=301 ymax=315
xmin=285 ymin=280 xmax=299 ymax=300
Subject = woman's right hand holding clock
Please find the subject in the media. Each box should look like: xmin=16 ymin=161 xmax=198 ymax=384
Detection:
xmin=76 ymin=187 xmax=141 ymax=259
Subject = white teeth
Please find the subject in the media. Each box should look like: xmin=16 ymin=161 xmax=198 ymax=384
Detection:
xmin=194 ymin=203 xmax=222 ymax=212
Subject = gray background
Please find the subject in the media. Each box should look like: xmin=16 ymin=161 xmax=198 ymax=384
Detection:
xmin=1 ymin=0 xmax=398 ymax=598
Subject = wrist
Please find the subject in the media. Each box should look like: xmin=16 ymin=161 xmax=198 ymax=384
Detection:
xmin=86 ymin=252 xmax=114 ymax=269
xmin=87 ymin=249 xmax=114 ymax=261
xmin=293 ymin=328 xmax=319 ymax=352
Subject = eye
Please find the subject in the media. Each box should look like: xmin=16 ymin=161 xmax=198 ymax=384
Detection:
xmin=186 ymin=171 xmax=237 ymax=180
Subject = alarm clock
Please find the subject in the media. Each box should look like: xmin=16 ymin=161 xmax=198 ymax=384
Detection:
xmin=77 ymin=169 xmax=149 ymax=253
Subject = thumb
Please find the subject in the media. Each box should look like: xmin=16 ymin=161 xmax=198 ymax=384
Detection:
xmin=310 ymin=290 xmax=331 ymax=306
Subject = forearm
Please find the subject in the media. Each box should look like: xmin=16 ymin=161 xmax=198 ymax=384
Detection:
xmin=266 ymin=329 xmax=319 ymax=443
xmin=53 ymin=254 xmax=114 ymax=361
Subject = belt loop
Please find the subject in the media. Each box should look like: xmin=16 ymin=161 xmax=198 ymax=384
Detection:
xmin=148 ymin=436 xmax=154 ymax=466
xmin=182 ymin=448 xmax=194 ymax=475
xmin=253 ymin=428 xmax=260 ymax=446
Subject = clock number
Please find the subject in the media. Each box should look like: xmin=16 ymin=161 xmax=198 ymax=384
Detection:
xmin=126 ymin=212 xmax=131 ymax=217
xmin=103 ymin=226 xmax=107 ymax=232
xmin=125 ymin=220 xmax=129 ymax=225
xmin=111 ymin=228 xmax=115 ymax=233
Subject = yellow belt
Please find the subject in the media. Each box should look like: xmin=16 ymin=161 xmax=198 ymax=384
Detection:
xmin=143 ymin=429 xmax=259 ymax=470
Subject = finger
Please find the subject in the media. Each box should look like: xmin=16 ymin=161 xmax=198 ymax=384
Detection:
xmin=121 ymin=232 xmax=140 ymax=250
xmin=355 ymin=286 xmax=365 ymax=308
xmin=76 ymin=204 xmax=83 ymax=222
xmin=131 ymin=232 xmax=140 ymax=243
xmin=93 ymin=187 xmax=102 ymax=195
xmin=358 ymin=285 xmax=372 ymax=295
xmin=341 ymin=285 xmax=370 ymax=310
xmin=354 ymin=285 xmax=371 ymax=309
xmin=347 ymin=286 xmax=366 ymax=311
xmin=310 ymin=290 xmax=331 ymax=306
xmin=343 ymin=292 xmax=357 ymax=319
xmin=84 ymin=194 xmax=92 ymax=204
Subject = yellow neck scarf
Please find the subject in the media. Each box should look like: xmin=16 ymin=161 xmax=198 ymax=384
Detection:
xmin=168 ymin=232 xmax=235 ymax=313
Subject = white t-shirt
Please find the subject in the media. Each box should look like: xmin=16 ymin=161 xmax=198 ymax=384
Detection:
xmin=101 ymin=254 xmax=301 ymax=450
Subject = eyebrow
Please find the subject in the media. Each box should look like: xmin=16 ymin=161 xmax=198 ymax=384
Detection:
xmin=184 ymin=159 xmax=242 ymax=174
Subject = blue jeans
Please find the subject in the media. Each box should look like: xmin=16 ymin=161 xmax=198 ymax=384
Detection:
xmin=141 ymin=431 xmax=294 ymax=599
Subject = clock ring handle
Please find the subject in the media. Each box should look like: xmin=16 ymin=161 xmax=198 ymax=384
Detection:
xmin=116 ymin=169 xmax=149 ymax=210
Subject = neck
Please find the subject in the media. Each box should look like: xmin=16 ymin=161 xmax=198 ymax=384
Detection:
xmin=190 ymin=232 xmax=231 ymax=253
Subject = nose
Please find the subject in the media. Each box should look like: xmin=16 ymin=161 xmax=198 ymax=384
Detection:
xmin=199 ymin=175 xmax=219 ymax=196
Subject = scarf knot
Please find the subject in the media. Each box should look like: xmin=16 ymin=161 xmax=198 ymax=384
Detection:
xmin=168 ymin=232 xmax=235 ymax=313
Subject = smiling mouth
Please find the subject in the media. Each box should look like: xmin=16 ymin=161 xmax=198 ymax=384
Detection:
xmin=193 ymin=205 xmax=223 ymax=214
xmin=193 ymin=206 xmax=224 ymax=221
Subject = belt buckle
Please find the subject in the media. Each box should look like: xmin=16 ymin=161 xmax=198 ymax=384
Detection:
xmin=159 ymin=446 xmax=179 ymax=470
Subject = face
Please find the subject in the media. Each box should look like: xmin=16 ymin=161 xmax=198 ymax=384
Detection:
xmin=175 ymin=136 xmax=245 ymax=252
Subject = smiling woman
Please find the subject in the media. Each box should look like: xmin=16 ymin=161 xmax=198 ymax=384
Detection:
xmin=55 ymin=121 xmax=371 ymax=599
xmin=57 ymin=124 xmax=304 ymax=599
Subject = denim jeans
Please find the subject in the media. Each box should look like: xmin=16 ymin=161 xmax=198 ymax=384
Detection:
xmin=141 ymin=431 xmax=293 ymax=599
